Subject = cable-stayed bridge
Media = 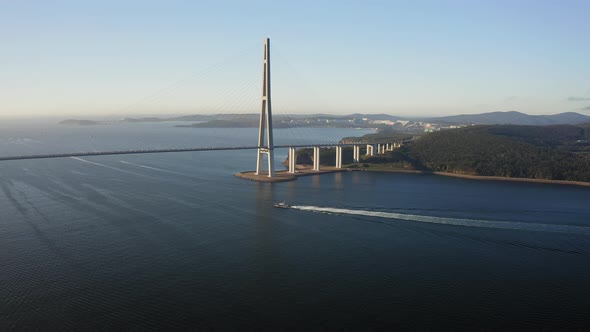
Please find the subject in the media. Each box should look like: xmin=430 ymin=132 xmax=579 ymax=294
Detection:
xmin=0 ymin=38 xmax=406 ymax=179
xmin=0 ymin=143 xmax=404 ymax=162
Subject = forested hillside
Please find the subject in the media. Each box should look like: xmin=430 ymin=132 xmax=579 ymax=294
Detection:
xmin=341 ymin=124 xmax=590 ymax=182
xmin=398 ymin=125 xmax=590 ymax=181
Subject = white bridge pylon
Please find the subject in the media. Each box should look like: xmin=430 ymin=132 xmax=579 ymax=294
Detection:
xmin=255 ymin=37 xmax=275 ymax=177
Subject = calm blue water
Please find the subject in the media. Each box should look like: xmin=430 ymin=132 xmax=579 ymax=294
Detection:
xmin=1 ymin=123 xmax=590 ymax=330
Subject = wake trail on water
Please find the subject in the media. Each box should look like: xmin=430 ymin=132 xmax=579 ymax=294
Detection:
xmin=119 ymin=161 xmax=220 ymax=182
xmin=348 ymin=206 xmax=578 ymax=215
xmin=290 ymin=205 xmax=590 ymax=235
xmin=70 ymin=157 xmax=148 ymax=178
xmin=120 ymin=161 xmax=185 ymax=175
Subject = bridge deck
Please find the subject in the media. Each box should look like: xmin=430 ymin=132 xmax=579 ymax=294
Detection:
xmin=0 ymin=143 xmax=406 ymax=162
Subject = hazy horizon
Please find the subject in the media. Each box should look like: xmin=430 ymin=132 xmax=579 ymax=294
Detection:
xmin=3 ymin=109 xmax=589 ymax=123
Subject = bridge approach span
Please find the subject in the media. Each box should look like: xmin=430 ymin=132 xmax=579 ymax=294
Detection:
xmin=0 ymin=143 xmax=395 ymax=162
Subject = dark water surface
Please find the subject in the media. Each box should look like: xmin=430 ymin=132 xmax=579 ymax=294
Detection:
xmin=2 ymin=149 xmax=590 ymax=330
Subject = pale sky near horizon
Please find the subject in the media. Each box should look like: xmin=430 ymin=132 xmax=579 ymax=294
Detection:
xmin=2 ymin=0 xmax=590 ymax=118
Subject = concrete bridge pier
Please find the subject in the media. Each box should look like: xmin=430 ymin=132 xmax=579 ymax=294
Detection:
xmin=335 ymin=146 xmax=343 ymax=168
xmin=366 ymin=144 xmax=375 ymax=156
xmin=353 ymin=145 xmax=360 ymax=163
xmin=313 ymin=146 xmax=321 ymax=171
xmin=288 ymin=147 xmax=296 ymax=173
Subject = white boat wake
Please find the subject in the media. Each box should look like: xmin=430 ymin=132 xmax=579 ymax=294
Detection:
xmin=70 ymin=157 xmax=148 ymax=177
xmin=120 ymin=160 xmax=179 ymax=174
xmin=289 ymin=205 xmax=590 ymax=235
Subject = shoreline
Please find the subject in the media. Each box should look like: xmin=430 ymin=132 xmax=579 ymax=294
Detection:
xmin=361 ymin=167 xmax=590 ymax=187
xmin=238 ymin=163 xmax=590 ymax=187
xmin=235 ymin=166 xmax=348 ymax=183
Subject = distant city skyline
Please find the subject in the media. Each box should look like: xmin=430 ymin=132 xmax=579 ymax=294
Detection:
xmin=2 ymin=0 xmax=589 ymax=118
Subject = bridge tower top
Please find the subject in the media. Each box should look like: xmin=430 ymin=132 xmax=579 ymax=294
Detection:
xmin=255 ymin=37 xmax=274 ymax=177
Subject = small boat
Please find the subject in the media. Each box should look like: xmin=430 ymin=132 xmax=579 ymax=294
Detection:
xmin=274 ymin=202 xmax=291 ymax=209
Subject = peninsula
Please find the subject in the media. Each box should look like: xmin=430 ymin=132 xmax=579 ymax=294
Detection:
xmin=288 ymin=124 xmax=590 ymax=185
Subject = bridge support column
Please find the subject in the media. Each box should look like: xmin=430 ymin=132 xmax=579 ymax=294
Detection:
xmin=288 ymin=147 xmax=296 ymax=173
xmin=353 ymin=145 xmax=360 ymax=163
xmin=313 ymin=146 xmax=321 ymax=171
xmin=366 ymin=144 xmax=375 ymax=156
xmin=335 ymin=146 xmax=342 ymax=168
xmin=377 ymin=144 xmax=382 ymax=154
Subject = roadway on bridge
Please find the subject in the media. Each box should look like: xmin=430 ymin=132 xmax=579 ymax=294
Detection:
xmin=0 ymin=142 xmax=411 ymax=162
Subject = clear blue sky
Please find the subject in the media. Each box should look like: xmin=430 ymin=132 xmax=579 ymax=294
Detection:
xmin=2 ymin=0 xmax=589 ymax=117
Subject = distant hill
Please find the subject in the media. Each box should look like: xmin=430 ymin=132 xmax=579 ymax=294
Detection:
xmin=340 ymin=132 xmax=415 ymax=144
xmin=349 ymin=113 xmax=402 ymax=121
xmin=168 ymin=112 xmax=590 ymax=125
xmin=176 ymin=120 xmax=255 ymax=128
xmin=59 ymin=111 xmax=590 ymax=128
xmin=427 ymin=111 xmax=590 ymax=125
xmin=59 ymin=119 xmax=105 ymax=125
